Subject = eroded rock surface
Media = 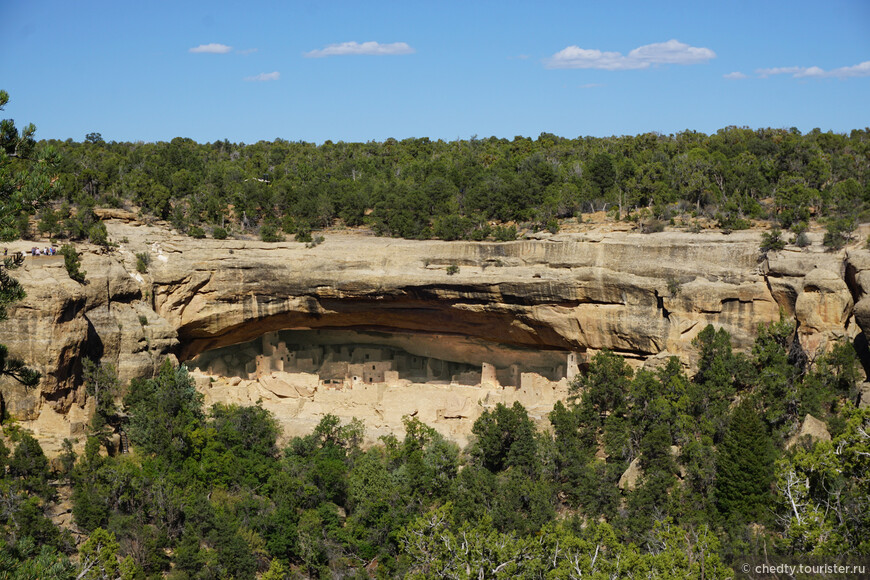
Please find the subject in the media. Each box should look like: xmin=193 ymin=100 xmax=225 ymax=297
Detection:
xmin=794 ymin=268 xmax=855 ymax=355
xmin=146 ymin=229 xmax=779 ymax=361
xmin=2 ymin=221 xmax=868 ymax=449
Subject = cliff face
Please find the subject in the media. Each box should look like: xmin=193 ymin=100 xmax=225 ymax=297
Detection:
xmin=146 ymin=228 xmax=857 ymax=364
xmin=0 ymin=252 xmax=177 ymax=420
xmin=1 ymin=221 xmax=867 ymax=448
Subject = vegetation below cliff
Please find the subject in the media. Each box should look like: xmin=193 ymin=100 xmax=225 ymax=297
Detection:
xmin=1 ymin=322 xmax=867 ymax=578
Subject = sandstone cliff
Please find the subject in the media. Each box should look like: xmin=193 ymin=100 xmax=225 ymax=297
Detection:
xmin=2 ymin=220 xmax=868 ymax=449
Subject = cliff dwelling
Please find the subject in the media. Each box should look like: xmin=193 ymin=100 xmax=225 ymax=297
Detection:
xmin=189 ymin=328 xmax=581 ymax=391
xmin=185 ymin=328 xmax=582 ymax=444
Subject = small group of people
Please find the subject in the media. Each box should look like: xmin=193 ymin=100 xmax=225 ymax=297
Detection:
xmin=30 ymin=246 xmax=57 ymax=256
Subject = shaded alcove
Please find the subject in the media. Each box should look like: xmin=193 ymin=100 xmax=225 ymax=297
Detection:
xmin=186 ymin=327 xmax=582 ymax=388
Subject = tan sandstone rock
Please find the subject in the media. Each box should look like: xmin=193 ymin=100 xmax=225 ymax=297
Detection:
xmin=618 ymin=446 xmax=682 ymax=491
xmin=786 ymin=414 xmax=832 ymax=449
xmin=2 ymin=220 xmax=867 ymax=451
xmin=795 ymin=268 xmax=855 ymax=356
xmin=618 ymin=457 xmax=643 ymax=491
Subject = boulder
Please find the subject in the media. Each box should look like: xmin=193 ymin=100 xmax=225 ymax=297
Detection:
xmin=618 ymin=456 xmax=642 ymax=491
xmin=617 ymin=446 xmax=682 ymax=491
xmin=787 ymin=414 xmax=832 ymax=449
xmin=93 ymin=208 xmax=138 ymax=222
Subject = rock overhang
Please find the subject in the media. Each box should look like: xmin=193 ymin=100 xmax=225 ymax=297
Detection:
xmin=5 ymin=223 xmax=870 ymax=428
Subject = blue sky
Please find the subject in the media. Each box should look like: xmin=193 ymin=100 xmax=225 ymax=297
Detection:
xmin=1 ymin=0 xmax=868 ymax=144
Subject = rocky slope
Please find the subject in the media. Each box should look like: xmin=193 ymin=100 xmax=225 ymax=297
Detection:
xmin=2 ymin=220 xmax=868 ymax=449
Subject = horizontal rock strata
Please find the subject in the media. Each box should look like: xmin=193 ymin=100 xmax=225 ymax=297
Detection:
xmin=2 ymin=221 xmax=869 ymax=448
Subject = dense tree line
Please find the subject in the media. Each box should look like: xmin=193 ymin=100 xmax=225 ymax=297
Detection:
xmin=0 ymin=321 xmax=866 ymax=578
xmin=6 ymin=127 xmax=866 ymax=243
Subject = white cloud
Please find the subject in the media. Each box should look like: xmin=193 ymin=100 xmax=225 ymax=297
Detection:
xmin=190 ymin=43 xmax=232 ymax=54
xmin=304 ymin=41 xmax=415 ymax=58
xmin=795 ymin=66 xmax=827 ymax=78
xmin=547 ymin=47 xmax=642 ymax=70
xmin=830 ymin=61 xmax=870 ymax=78
xmin=627 ymin=39 xmax=715 ymax=65
xmin=757 ymin=61 xmax=870 ymax=79
xmin=756 ymin=66 xmax=804 ymax=78
xmin=245 ymin=71 xmax=280 ymax=82
xmin=723 ymin=71 xmax=747 ymax=80
xmin=545 ymin=39 xmax=715 ymax=70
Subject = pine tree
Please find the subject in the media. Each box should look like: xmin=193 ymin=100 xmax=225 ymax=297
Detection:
xmin=715 ymin=401 xmax=776 ymax=523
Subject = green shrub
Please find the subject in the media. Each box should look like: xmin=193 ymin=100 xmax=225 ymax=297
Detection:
xmin=188 ymin=225 xmax=206 ymax=239
xmin=305 ymin=234 xmax=325 ymax=248
xmin=60 ymin=245 xmax=86 ymax=283
xmin=135 ymin=252 xmax=150 ymax=273
xmin=790 ymin=221 xmax=808 ymax=235
xmin=823 ymin=218 xmax=855 ymax=251
xmin=212 ymin=226 xmax=227 ymax=240
xmin=88 ymin=221 xmax=110 ymax=248
xmin=793 ymin=232 xmax=810 ymax=248
xmin=37 ymin=207 xmax=61 ymax=238
xmin=446 ymin=264 xmax=459 ymax=276
xmin=260 ymin=223 xmax=282 ymax=242
xmin=13 ymin=211 xmax=31 ymax=240
xmin=295 ymin=226 xmax=313 ymax=243
xmin=281 ymin=215 xmax=300 ymax=234
xmin=493 ymin=225 xmax=517 ymax=242
xmin=469 ymin=225 xmax=491 ymax=241
xmin=641 ymin=218 xmax=665 ymax=234
xmin=433 ymin=214 xmax=471 ymax=241
xmin=716 ymin=212 xmax=751 ymax=232
xmin=760 ymin=228 xmax=786 ymax=253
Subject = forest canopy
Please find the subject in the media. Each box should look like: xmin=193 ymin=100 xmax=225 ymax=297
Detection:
xmin=13 ymin=127 xmax=869 ymax=243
